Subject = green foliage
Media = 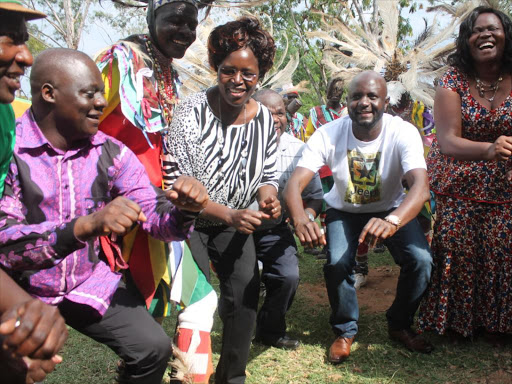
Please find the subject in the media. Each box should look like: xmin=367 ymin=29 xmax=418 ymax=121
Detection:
xmin=26 ymin=25 xmax=49 ymax=56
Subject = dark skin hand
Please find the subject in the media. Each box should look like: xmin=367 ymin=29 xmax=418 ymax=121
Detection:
xmin=226 ymin=207 xmax=271 ymax=234
xmin=1 ymin=351 xmax=61 ymax=384
xmin=74 ymin=175 xmax=209 ymax=241
xmin=258 ymin=195 xmax=281 ymax=218
xmin=166 ymin=175 xmax=210 ymax=213
xmin=358 ymin=168 xmax=430 ymax=248
xmin=225 ymin=190 xmax=281 ymax=235
xmin=198 ymin=185 xmax=280 ymax=235
xmin=284 ymin=167 xmax=326 ymax=249
xmin=0 ymin=270 xmax=66 ymax=384
xmin=0 ymin=300 xmax=67 ymax=360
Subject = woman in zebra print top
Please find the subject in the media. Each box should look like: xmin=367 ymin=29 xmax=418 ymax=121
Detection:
xmin=162 ymin=17 xmax=280 ymax=384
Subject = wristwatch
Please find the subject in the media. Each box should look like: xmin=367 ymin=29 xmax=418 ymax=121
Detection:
xmin=306 ymin=211 xmax=315 ymax=222
xmin=384 ymin=215 xmax=401 ymax=229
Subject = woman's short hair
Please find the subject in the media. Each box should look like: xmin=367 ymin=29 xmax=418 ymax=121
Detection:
xmin=449 ymin=6 xmax=512 ymax=76
xmin=207 ymin=17 xmax=276 ymax=79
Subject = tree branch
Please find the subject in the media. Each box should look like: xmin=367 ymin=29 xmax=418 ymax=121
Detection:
xmin=351 ymin=0 xmax=370 ymax=36
xmin=30 ymin=28 xmax=64 ymax=48
xmin=41 ymin=0 xmax=66 ymax=33
xmin=75 ymin=0 xmax=93 ymax=49
xmin=62 ymin=0 xmax=76 ymax=48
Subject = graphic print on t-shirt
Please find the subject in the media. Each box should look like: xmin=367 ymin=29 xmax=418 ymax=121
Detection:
xmin=345 ymin=149 xmax=381 ymax=204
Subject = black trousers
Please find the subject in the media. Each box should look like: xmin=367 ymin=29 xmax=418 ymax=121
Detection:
xmin=58 ymin=279 xmax=172 ymax=384
xmin=253 ymin=222 xmax=299 ymax=342
xmin=189 ymin=226 xmax=259 ymax=384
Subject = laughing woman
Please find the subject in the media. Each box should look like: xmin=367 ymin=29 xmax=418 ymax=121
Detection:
xmin=418 ymin=7 xmax=512 ymax=341
xmin=96 ymin=1 xmax=217 ymax=382
xmin=163 ymin=17 xmax=279 ymax=384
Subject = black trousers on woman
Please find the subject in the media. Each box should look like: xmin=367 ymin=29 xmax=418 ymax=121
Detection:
xmin=189 ymin=226 xmax=260 ymax=384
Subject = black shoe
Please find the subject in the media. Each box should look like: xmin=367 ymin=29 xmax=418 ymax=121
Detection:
xmin=254 ymin=335 xmax=300 ymax=350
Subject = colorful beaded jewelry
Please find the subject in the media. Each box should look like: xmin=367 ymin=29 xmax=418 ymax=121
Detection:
xmin=144 ymin=35 xmax=179 ymax=126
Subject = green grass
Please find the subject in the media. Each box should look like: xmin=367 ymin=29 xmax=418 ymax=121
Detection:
xmin=45 ymin=248 xmax=512 ymax=384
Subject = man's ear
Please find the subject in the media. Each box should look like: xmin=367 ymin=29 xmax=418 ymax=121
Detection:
xmin=40 ymin=83 xmax=55 ymax=104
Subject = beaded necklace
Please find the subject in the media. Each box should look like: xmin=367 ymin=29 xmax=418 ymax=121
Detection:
xmin=144 ymin=35 xmax=178 ymax=126
xmin=475 ymin=75 xmax=503 ymax=103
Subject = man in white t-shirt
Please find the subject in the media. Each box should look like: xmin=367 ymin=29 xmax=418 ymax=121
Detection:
xmin=284 ymin=71 xmax=433 ymax=363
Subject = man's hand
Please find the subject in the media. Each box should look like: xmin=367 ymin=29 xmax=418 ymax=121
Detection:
xmin=0 ymin=299 xmax=67 ymax=360
xmin=227 ymin=208 xmax=270 ymax=234
xmin=166 ymin=175 xmax=209 ymax=213
xmin=486 ymin=135 xmax=512 ymax=161
xmin=292 ymin=212 xmax=326 ymax=249
xmin=358 ymin=217 xmax=398 ymax=248
xmin=1 ymin=352 xmax=62 ymax=384
xmin=258 ymin=195 xmax=281 ymax=220
xmin=23 ymin=355 xmax=62 ymax=384
xmin=74 ymin=197 xmax=146 ymax=241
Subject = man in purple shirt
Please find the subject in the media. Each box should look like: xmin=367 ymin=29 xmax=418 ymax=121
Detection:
xmin=0 ymin=48 xmax=209 ymax=384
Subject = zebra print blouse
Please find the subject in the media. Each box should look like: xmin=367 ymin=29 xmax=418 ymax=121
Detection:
xmin=162 ymin=91 xmax=278 ymax=228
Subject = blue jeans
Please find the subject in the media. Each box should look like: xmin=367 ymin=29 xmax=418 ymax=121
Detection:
xmin=324 ymin=208 xmax=432 ymax=338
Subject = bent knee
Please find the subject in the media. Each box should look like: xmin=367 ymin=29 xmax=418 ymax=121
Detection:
xmin=324 ymin=255 xmax=353 ymax=275
xmin=145 ymin=333 xmax=173 ymax=363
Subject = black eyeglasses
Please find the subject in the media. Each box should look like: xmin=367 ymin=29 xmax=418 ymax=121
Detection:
xmin=219 ymin=67 xmax=258 ymax=82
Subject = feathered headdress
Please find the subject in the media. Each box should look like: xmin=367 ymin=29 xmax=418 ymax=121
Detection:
xmin=307 ymin=0 xmax=481 ymax=108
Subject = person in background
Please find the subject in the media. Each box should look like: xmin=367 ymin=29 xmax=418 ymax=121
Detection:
xmin=285 ymin=71 xmax=433 ymax=364
xmin=0 ymin=3 xmax=68 ymax=384
xmin=0 ymin=48 xmax=209 ymax=384
xmin=0 ymin=0 xmax=44 ymax=195
xmin=96 ymin=1 xmax=217 ymax=381
xmin=305 ymin=77 xmax=347 ymax=140
xmin=251 ymin=89 xmax=323 ymax=350
xmin=418 ymin=6 xmax=512 ymax=343
xmin=282 ymin=84 xmax=307 ymax=142
xmin=163 ymin=17 xmax=280 ymax=384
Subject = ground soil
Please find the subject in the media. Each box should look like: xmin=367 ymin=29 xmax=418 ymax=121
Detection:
xmin=300 ymin=265 xmax=400 ymax=314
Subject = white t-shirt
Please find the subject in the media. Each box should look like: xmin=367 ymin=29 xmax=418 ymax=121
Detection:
xmin=297 ymin=113 xmax=426 ymax=213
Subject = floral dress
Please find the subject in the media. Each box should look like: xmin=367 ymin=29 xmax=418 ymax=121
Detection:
xmin=418 ymin=67 xmax=512 ymax=337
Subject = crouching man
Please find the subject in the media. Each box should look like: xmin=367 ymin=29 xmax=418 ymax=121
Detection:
xmin=0 ymin=48 xmax=209 ymax=384
xmin=284 ymin=71 xmax=433 ymax=364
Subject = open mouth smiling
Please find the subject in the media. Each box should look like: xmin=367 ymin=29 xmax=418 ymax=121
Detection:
xmin=478 ymin=42 xmax=495 ymax=50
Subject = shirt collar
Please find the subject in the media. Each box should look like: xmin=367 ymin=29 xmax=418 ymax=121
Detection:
xmin=16 ymin=108 xmax=106 ymax=150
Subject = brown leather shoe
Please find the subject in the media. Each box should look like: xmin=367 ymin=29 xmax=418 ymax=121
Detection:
xmin=328 ymin=336 xmax=355 ymax=364
xmin=388 ymin=328 xmax=433 ymax=353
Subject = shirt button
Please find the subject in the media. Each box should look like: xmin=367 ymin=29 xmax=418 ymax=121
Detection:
xmin=64 ymin=185 xmax=69 ymax=190
xmin=66 ymin=215 xmax=70 ymax=219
